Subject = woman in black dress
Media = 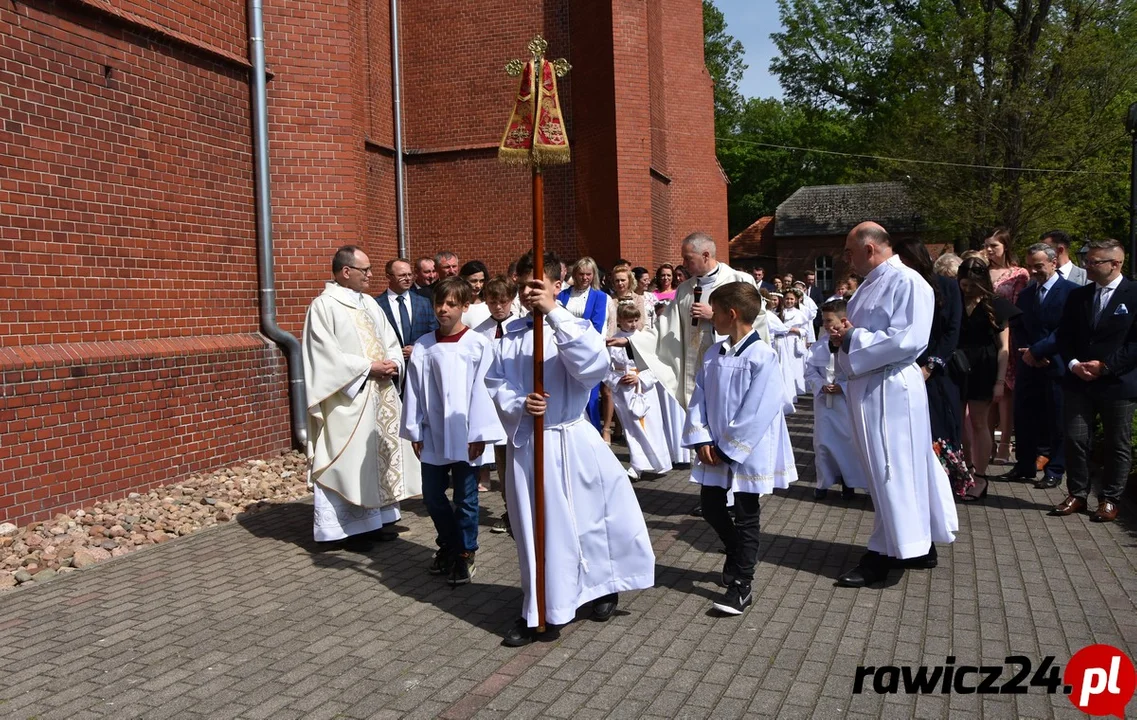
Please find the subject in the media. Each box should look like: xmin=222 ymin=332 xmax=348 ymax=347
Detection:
xmin=956 ymin=257 xmax=1021 ymax=500
xmin=894 ymin=239 xmax=972 ymax=496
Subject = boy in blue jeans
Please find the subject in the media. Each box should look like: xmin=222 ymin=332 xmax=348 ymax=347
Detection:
xmin=400 ymin=277 xmax=505 ymax=585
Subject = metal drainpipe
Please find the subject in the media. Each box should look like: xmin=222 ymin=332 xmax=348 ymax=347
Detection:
xmin=390 ymin=0 xmax=408 ymax=257
xmin=249 ymin=0 xmax=308 ymax=449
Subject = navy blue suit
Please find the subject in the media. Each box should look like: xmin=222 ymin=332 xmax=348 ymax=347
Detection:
xmin=375 ymin=290 xmax=438 ymax=348
xmin=557 ymin=287 xmax=609 ymax=430
xmin=1010 ymin=275 xmax=1078 ymax=479
xmin=1054 ymin=276 xmax=1137 ymax=501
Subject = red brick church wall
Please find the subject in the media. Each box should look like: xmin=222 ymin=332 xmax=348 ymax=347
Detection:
xmin=0 ymin=1 xmax=290 ymax=526
xmin=1 ymin=0 xmax=726 ymax=526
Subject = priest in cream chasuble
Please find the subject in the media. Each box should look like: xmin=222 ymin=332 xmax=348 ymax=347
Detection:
xmin=303 ymin=247 xmax=411 ymax=542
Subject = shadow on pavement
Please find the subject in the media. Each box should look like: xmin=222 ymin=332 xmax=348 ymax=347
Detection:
xmin=237 ymin=500 xmax=523 ymax=636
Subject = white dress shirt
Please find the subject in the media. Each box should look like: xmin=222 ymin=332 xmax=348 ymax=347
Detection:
xmin=1093 ymin=275 xmax=1123 ymax=324
xmin=1068 ymin=274 xmax=1123 ymax=371
xmin=385 ymin=289 xmax=414 ymax=343
xmin=1037 ymin=271 xmax=1060 ymax=304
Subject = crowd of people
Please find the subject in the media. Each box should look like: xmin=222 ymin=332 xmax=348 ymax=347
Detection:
xmin=906 ymin=230 xmax=1136 ymax=525
xmin=298 ymin=223 xmax=1136 ymax=646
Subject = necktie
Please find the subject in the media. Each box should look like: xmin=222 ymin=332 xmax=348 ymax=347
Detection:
xmin=495 ymin=319 xmax=504 ymax=339
xmin=1038 ymin=284 xmax=1046 ymax=305
xmin=1093 ymin=287 xmax=1104 ymax=326
xmin=397 ymin=294 xmax=411 ymax=345
xmin=1056 ymin=268 xmax=1064 ymax=279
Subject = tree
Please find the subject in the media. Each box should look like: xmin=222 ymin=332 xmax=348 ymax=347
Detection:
xmin=717 ymin=99 xmax=871 ymax=235
xmin=772 ymin=0 xmax=1137 ymax=246
xmin=703 ymin=0 xmax=748 ymax=136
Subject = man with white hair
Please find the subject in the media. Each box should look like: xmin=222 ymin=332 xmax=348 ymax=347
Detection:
xmin=623 ymin=232 xmax=764 ymax=513
xmin=627 ymin=232 xmax=765 ymax=406
xmin=828 ymin=223 xmax=959 ymax=586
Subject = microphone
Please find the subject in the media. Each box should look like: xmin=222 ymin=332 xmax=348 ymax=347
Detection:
xmin=692 ymin=284 xmax=702 ymax=327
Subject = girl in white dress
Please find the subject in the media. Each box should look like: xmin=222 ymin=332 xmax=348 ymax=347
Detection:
xmin=778 ymin=290 xmax=810 ymax=397
xmin=606 ymin=303 xmax=672 ymax=478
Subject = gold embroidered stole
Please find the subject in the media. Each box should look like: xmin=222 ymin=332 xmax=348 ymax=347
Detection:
xmin=352 ymin=307 xmax=406 ymax=506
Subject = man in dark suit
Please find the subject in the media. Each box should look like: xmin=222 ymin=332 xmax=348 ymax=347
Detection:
xmin=1052 ymin=238 xmax=1137 ymax=523
xmin=750 ymin=266 xmax=775 ymax=293
xmin=1006 ymin=243 xmax=1079 ymax=489
xmin=1041 ymin=230 xmax=1089 ymax=286
xmin=412 ymin=256 xmax=438 ymax=301
xmin=376 ymin=258 xmax=438 ymax=364
xmin=804 ymin=270 xmax=825 ymax=333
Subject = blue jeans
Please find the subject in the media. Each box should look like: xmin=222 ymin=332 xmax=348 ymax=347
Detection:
xmin=421 ymin=462 xmax=479 ymax=554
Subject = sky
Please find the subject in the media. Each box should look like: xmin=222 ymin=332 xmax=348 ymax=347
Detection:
xmin=713 ymin=0 xmax=785 ymax=100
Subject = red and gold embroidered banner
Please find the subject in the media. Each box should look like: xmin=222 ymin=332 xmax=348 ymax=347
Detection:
xmin=499 ymin=59 xmax=570 ymax=166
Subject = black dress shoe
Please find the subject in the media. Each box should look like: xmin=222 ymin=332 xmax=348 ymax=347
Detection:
xmin=340 ymin=535 xmax=375 ymax=553
xmin=591 ymin=593 xmax=619 ymax=621
xmin=1001 ymin=467 xmax=1037 ymax=482
xmin=1034 ymin=474 xmax=1062 ymax=490
xmin=502 ymin=618 xmax=535 ymax=647
xmin=361 ymin=528 xmax=399 ymax=542
xmin=836 ymin=551 xmax=891 ymax=587
xmin=690 ymin=503 xmax=703 ymax=517
xmin=899 ymin=544 xmax=937 ymax=569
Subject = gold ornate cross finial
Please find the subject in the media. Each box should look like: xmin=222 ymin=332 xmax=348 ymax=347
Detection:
xmin=505 ymin=35 xmax=571 ymax=78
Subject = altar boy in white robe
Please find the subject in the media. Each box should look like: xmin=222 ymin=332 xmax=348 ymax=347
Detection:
xmin=303 ymin=246 xmax=408 ymax=551
xmin=804 ymin=299 xmax=866 ymax=500
xmin=830 ymin=222 xmax=959 ymax=587
xmin=683 ymin=282 xmax=797 ymax=616
xmin=474 ymin=276 xmax=519 ymax=536
xmin=605 ymin=303 xmax=672 ymax=478
xmin=401 ymin=277 xmax=505 ymax=586
xmin=624 ymin=233 xmax=764 ymax=512
xmin=487 ymin=251 xmax=655 ymax=647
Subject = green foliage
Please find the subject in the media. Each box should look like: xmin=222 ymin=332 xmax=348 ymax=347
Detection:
xmin=769 ymin=0 xmax=1137 ymax=247
xmin=718 ymin=99 xmax=874 ymax=235
xmin=703 ymin=0 xmax=748 ymax=137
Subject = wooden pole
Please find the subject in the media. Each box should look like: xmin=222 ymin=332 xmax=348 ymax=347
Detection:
xmin=531 ymin=165 xmax=546 ymax=633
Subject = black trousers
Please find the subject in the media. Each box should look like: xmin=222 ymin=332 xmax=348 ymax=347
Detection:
xmin=1014 ymin=367 xmax=1066 ymax=477
xmin=700 ymin=486 xmax=760 ymax=583
xmin=1063 ymin=389 xmax=1136 ymax=501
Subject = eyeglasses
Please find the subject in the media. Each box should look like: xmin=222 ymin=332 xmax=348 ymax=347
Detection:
xmin=1085 ymin=258 xmax=1120 ymax=267
xmin=347 ymin=265 xmax=373 ymax=274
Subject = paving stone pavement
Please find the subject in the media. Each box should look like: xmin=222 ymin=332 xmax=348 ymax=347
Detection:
xmin=2 ymin=398 xmax=1136 ymax=719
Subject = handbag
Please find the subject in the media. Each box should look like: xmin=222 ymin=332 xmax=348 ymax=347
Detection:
xmin=628 ymin=388 xmax=650 ymax=419
xmin=949 ymin=349 xmax=971 ymax=375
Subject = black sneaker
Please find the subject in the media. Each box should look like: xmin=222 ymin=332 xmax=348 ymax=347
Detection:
xmin=427 ymin=548 xmax=452 ymax=575
xmin=491 ymin=512 xmax=512 ymax=536
xmin=713 ymin=581 xmax=752 ymax=616
xmin=448 ymin=552 xmax=475 ymax=586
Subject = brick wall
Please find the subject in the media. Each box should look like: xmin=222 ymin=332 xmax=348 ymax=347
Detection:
xmin=2 ymin=0 xmax=727 ymax=526
xmin=659 ymin=0 xmax=729 ymax=262
xmin=0 ymin=1 xmax=291 ymax=526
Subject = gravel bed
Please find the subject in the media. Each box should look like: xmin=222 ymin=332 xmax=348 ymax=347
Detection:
xmin=0 ymin=451 xmax=311 ymax=589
